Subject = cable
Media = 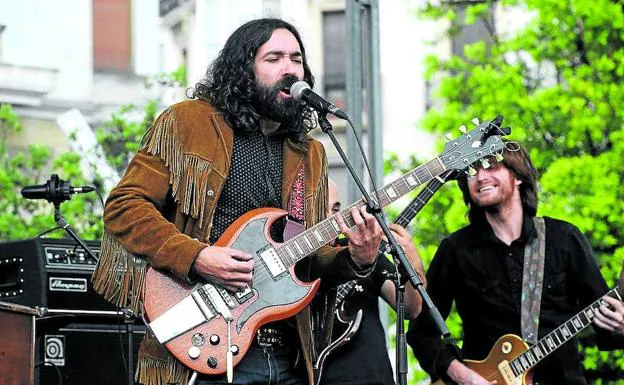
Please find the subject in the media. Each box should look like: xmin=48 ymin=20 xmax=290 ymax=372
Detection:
xmin=35 ymin=360 xmax=64 ymax=385
xmin=36 ymin=226 xmax=63 ymax=238
xmin=94 ymin=187 xmax=105 ymax=209
xmin=344 ymin=115 xmax=386 ymax=221
xmin=115 ymin=307 xmax=129 ymax=379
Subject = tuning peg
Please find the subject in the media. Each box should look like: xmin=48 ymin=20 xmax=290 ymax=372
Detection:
xmin=471 ymin=117 xmax=480 ymax=125
xmin=467 ymin=166 xmax=477 ymax=177
xmin=458 ymin=125 xmax=467 ymax=134
xmin=480 ymin=158 xmax=491 ymax=169
xmin=445 ymin=133 xmax=453 ymax=141
xmin=495 ymin=153 xmax=504 ymax=162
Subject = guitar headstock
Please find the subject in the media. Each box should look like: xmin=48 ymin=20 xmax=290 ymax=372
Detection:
xmin=438 ymin=115 xmax=510 ymax=174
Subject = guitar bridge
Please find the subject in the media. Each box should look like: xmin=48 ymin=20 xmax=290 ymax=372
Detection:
xmin=202 ymin=283 xmax=233 ymax=321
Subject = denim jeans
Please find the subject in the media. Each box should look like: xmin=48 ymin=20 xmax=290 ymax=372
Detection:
xmin=196 ymin=344 xmax=306 ymax=385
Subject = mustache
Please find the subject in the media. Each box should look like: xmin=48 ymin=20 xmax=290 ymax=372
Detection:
xmin=277 ymin=75 xmax=299 ymax=94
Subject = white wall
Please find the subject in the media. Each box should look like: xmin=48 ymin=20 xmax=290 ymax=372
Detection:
xmin=0 ymin=0 xmax=93 ymax=101
xmin=379 ymin=0 xmax=438 ymax=160
xmin=133 ymin=0 xmax=161 ymax=76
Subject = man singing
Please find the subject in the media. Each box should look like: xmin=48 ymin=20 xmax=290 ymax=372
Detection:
xmin=92 ymin=18 xmax=382 ymax=385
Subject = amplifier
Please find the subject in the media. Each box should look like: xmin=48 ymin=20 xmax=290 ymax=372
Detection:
xmin=36 ymin=322 xmax=146 ymax=385
xmin=0 ymin=238 xmax=116 ymax=312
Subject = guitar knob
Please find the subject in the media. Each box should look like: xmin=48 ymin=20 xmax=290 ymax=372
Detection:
xmin=458 ymin=125 xmax=467 ymax=134
xmin=192 ymin=333 xmax=206 ymax=347
xmin=209 ymin=334 xmax=220 ymax=345
xmin=188 ymin=346 xmax=201 ymax=360
xmin=471 ymin=117 xmax=480 ymax=125
xmin=230 ymin=345 xmax=239 ymax=356
xmin=495 ymin=153 xmax=504 ymax=162
xmin=207 ymin=356 xmax=218 ymax=368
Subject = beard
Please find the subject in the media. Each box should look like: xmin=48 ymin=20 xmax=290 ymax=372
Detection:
xmin=253 ymin=75 xmax=304 ymax=124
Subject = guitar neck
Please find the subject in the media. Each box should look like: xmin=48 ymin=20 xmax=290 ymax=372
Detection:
xmin=276 ymin=158 xmax=447 ymax=268
xmin=377 ymin=169 xmax=454 ymax=255
xmin=392 ymin=170 xmax=452 ymax=228
xmin=335 ymin=280 xmax=357 ymax=304
xmin=509 ymin=285 xmax=623 ymax=377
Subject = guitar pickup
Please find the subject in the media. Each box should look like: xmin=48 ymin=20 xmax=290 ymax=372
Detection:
xmin=258 ymin=245 xmax=287 ymax=279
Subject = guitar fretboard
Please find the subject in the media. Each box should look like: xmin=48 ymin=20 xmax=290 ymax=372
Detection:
xmin=509 ymin=286 xmax=623 ymax=377
xmin=336 ymin=280 xmax=357 ymax=304
xmin=377 ymin=169 xmax=454 ymax=256
xmin=274 ymin=158 xmax=446 ymax=268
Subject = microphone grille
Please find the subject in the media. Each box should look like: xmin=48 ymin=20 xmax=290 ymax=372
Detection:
xmin=290 ymin=81 xmax=310 ymax=101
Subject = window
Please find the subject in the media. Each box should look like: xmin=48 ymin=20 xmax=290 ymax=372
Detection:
xmin=322 ymin=11 xmax=347 ymax=109
xmin=450 ymin=2 xmax=495 ymax=59
xmin=92 ymin=0 xmax=131 ymax=72
xmin=0 ymin=25 xmax=5 ymax=60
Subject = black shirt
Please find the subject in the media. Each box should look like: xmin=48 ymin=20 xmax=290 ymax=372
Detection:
xmin=407 ymin=215 xmax=624 ymax=385
xmin=322 ymin=256 xmax=396 ymax=385
xmin=209 ymin=131 xmax=284 ymax=244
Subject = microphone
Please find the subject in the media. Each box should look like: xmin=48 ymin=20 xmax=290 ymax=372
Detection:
xmin=21 ymin=174 xmax=95 ymax=203
xmin=289 ymin=81 xmax=348 ymax=120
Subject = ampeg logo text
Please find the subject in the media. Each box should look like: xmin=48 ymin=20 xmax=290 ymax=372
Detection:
xmin=49 ymin=277 xmax=88 ymax=292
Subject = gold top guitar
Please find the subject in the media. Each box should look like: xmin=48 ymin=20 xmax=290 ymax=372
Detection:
xmin=142 ymin=117 xmax=509 ymax=376
xmin=432 ymin=285 xmax=623 ymax=385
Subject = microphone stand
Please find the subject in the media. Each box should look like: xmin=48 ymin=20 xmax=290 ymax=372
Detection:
xmin=52 ymin=201 xmax=99 ymax=263
xmin=318 ymin=113 xmax=450 ymax=385
xmin=52 ymin=199 xmax=137 ymax=385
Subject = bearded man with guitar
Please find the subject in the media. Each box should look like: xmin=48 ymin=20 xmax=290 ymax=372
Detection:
xmin=407 ymin=142 xmax=624 ymax=385
xmin=92 ymin=18 xmax=382 ymax=385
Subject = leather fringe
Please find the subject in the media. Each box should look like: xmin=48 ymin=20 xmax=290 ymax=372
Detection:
xmin=134 ymin=355 xmax=189 ymax=385
xmin=143 ymin=108 xmax=213 ymax=227
xmin=135 ymin=331 xmax=190 ymax=385
xmin=91 ymin=231 xmax=147 ymax=315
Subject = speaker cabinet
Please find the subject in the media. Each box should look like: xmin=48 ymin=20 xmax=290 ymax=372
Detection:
xmin=36 ymin=322 xmax=145 ymax=385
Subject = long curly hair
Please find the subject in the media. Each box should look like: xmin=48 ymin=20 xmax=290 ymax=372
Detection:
xmin=191 ymin=18 xmax=316 ymax=141
xmin=457 ymin=142 xmax=539 ymax=223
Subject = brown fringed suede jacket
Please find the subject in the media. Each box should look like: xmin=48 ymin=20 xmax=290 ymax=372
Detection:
xmin=92 ymin=99 xmax=364 ymax=385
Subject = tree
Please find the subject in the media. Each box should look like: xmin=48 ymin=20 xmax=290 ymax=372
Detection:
xmin=393 ymin=0 xmax=624 ymax=383
xmin=0 ymin=66 xmax=186 ymax=242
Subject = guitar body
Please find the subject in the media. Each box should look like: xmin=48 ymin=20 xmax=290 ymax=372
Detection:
xmin=143 ymin=208 xmax=320 ymax=375
xmin=431 ymin=334 xmax=533 ymax=385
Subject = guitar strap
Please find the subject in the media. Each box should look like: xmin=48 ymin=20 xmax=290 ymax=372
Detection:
xmin=284 ymin=164 xmax=306 ymax=241
xmin=520 ymin=216 xmax=546 ymax=345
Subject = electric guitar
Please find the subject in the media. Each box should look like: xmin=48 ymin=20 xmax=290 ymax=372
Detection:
xmin=312 ymin=280 xmax=363 ymax=385
xmin=432 ymin=285 xmax=624 ymax=385
xmin=312 ymin=169 xmax=458 ymax=385
xmin=142 ymin=116 xmax=509 ymax=375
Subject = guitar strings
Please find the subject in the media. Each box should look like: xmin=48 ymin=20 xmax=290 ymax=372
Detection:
xmin=245 ymin=143 xmax=503 ymax=287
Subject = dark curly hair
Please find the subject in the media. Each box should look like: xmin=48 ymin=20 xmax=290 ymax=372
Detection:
xmin=457 ymin=141 xmax=539 ymax=223
xmin=191 ymin=18 xmax=316 ymax=141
